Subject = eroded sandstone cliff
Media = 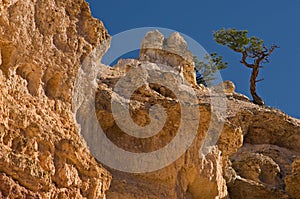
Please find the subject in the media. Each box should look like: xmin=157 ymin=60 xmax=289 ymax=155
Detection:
xmin=93 ymin=31 xmax=300 ymax=198
xmin=0 ymin=0 xmax=111 ymax=198
xmin=0 ymin=1 xmax=300 ymax=199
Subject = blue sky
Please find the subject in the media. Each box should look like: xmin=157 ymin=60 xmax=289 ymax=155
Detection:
xmin=86 ymin=0 xmax=300 ymax=118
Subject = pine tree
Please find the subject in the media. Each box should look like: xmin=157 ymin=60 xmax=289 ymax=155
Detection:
xmin=213 ymin=28 xmax=279 ymax=105
xmin=193 ymin=53 xmax=228 ymax=86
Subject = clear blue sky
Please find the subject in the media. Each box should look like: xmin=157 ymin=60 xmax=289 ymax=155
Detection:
xmin=86 ymin=0 xmax=300 ymax=118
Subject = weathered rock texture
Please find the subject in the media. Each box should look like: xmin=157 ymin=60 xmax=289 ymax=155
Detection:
xmin=96 ymin=60 xmax=237 ymax=198
xmin=96 ymin=33 xmax=300 ymax=198
xmin=1 ymin=1 xmax=300 ymax=199
xmin=226 ymin=105 xmax=300 ymax=199
xmin=140 ymin=30 xmax=196 ymax=85
xmin=0 ymin=0 xmax=111 ymax=198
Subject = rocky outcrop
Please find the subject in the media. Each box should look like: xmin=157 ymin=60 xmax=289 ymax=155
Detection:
xmin=0 ymin=0 xmax=111 ymax=198
xmin=94 ymin=33 xmax=244 ymax=197
xmin=224 ymin=100 xmax=300 ymax=199
xmin=139 ymin=30 xmax=196 ymax=85
xmin=94 ymin=31 xmax=300 ymax=198
xmin=285 ymin=158 xmax=300 ymax=198
xmin=1 ymin=1 xmax=300 ymax=198
xmin=96 ymin=60 xmax=240 ymax=198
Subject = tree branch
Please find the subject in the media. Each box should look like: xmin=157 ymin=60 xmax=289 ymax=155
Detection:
xmin=241 ymin=51 xmax=254 ymax=68
xmin=256 ymin=78 xmax=264 ymax=83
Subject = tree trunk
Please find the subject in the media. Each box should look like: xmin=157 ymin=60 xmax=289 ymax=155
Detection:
xmin=250 ymin=65 xmax=264 ymax=105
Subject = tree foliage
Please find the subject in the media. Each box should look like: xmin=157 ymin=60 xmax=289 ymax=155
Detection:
xmin=213 ymin=28 xmax=279 ymax=105
xmin=193 ymin=53 xmax=228 ymax=86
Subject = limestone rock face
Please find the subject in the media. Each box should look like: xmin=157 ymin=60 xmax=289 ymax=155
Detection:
xmin=140 ymin=30 xmax=165 ymax=50
xmin=0 ymin=0 xmax=111 ymax=198
xmin=225 ymin=100 xmax=300 ymax=199
xmin=95 ymin=60 xmax=242 ymax=199
xmin=139 ymin=30 xmax=196 ymax=85
xmin=285 ymin=158 xmax=300 ymax=198
xmin=95 ymin=55 xmax=300 ymax=198
xmin=212 ymin=80 xmax=236 ymax=95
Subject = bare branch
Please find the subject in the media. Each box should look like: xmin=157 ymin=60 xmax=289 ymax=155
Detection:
xmin=241 ymin=50 xmax=254 ymax=68
xmin=262 ymin=46 xmax=268 ymax=53
xmin=256 ymin=78 xmax=265 ymax=83
xmin=262 ymin=59 xmax=269 ymax=64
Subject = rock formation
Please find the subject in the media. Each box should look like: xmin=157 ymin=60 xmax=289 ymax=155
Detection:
xmin=0 ymin=0 xmax=111 ymax=198
xmin=140 ymin=30 xmax=196 ymax=85
xmin=0 ymin=1 xmax=300 ymax=199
